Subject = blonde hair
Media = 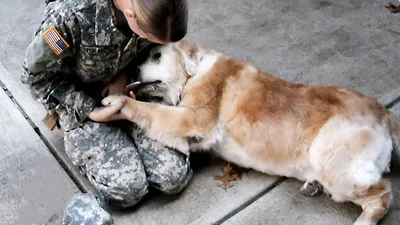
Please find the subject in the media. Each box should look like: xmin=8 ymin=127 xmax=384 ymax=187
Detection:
xmin=132 ymin=0 xmax=189 ymax=42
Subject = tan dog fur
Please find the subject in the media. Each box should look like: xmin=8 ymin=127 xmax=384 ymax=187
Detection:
xmin=103 ymin=40 xmax=400 ymax=225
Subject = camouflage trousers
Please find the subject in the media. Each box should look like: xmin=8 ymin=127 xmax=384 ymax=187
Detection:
xmin=62 ymin=120 xmax=193 ymax=224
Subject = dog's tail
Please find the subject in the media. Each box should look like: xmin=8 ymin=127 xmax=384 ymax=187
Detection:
xmin=387 ymin=111 xmax=400 ymax=165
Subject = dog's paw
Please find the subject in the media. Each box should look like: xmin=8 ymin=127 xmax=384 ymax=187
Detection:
xmin=179 ymin=148 xmax=190 ymax=156
xmin=102 ymin=95 xmax=127 ymax=107
xmin=300 ymin=181 xmax=323 ymax=197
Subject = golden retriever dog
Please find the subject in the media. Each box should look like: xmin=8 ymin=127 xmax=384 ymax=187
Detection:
xmin=102 ymin=39 xmax=400 ymax=225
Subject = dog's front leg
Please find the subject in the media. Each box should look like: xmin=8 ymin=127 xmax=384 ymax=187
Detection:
xmin=102 ymin=95 xmax=197 ymax=155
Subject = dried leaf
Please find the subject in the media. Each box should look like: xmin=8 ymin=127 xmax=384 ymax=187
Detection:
xmin=385 ymin=2 xmax=400 ymax=13
xmin=214 ymin=163 xmax=246 ymax=190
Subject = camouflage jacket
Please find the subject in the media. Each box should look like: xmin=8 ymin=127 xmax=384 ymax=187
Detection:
xmin=21 ymin=0 xmax=152 ymax=131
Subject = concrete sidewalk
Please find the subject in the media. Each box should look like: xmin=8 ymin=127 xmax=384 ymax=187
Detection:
xmin=1 ymin=0 xmax=400 ymax=224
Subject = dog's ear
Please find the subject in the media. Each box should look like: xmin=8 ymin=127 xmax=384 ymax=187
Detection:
xmin=179 ymin=40 xmax=198 ymax=77
xmin=182 ymin=52 xmax=197 ymax=77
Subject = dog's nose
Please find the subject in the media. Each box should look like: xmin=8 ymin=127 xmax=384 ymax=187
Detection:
xmin=134 ymin=68 xmax=140 ymax=76
xmin=133 ymin=68 xmax=141 ymax=80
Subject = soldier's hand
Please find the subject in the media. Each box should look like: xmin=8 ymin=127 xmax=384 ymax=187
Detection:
xmin=88 ymin=97 xmax=128 ymax=122
xmin=101 ymin=72 xmax=128 ymax=97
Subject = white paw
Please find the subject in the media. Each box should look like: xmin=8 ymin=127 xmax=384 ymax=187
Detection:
xmin=102 ymin=95 xmax=127 ymax=107
xmin=179 ymin=147 xmax=190 ymax=156
xmin=176 ymin=139 xmax=190 ymax=156
xmin=353 ymin=220 xmax=375 ymax=225
xmin=300 ymin=181 xmax=323 ymax=197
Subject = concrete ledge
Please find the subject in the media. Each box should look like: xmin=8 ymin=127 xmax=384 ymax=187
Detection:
xmin=0 ymin=88 xmax=79 ymax=225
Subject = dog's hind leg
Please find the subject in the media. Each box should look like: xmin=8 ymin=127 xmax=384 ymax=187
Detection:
xmin=308 ymin=116 xmax=394 ymax=224
xmin=351 ymin=179 xmax=392 ymax=225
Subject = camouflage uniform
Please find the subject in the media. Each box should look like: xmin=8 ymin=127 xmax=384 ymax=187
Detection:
xmin=21 ymin=0 xmax=193 ymax=223
xmin=63 ymin=193 xmax=114 ymax=225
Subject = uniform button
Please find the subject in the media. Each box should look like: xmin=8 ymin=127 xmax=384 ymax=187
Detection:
xmin=74 ymin=3 xmax=78 ymax=6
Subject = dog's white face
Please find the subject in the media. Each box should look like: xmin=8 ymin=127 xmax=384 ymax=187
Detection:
xmin=132 ymin=40 xmax=199 ymax=106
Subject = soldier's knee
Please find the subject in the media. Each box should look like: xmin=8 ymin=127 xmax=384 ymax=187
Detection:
xmin=154 ymin=161 xmax=193 ymax=195
xmin=93 ymin=176 xmax=149 ymax=209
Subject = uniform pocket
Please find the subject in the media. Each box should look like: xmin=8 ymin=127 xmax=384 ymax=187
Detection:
xmin=76 ymin=45 xmax=120 ymax=83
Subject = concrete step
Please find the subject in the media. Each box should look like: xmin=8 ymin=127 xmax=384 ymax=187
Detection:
xmin=0 ymin=87 xmax=79 ymax=225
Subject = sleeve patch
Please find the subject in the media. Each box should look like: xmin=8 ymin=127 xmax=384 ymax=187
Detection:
xmin=43 ymin=26 xmax=70 ymax=56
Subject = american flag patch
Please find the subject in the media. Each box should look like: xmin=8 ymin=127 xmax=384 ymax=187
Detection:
xmin=43 ymin=26 xmax=70 ymax=55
